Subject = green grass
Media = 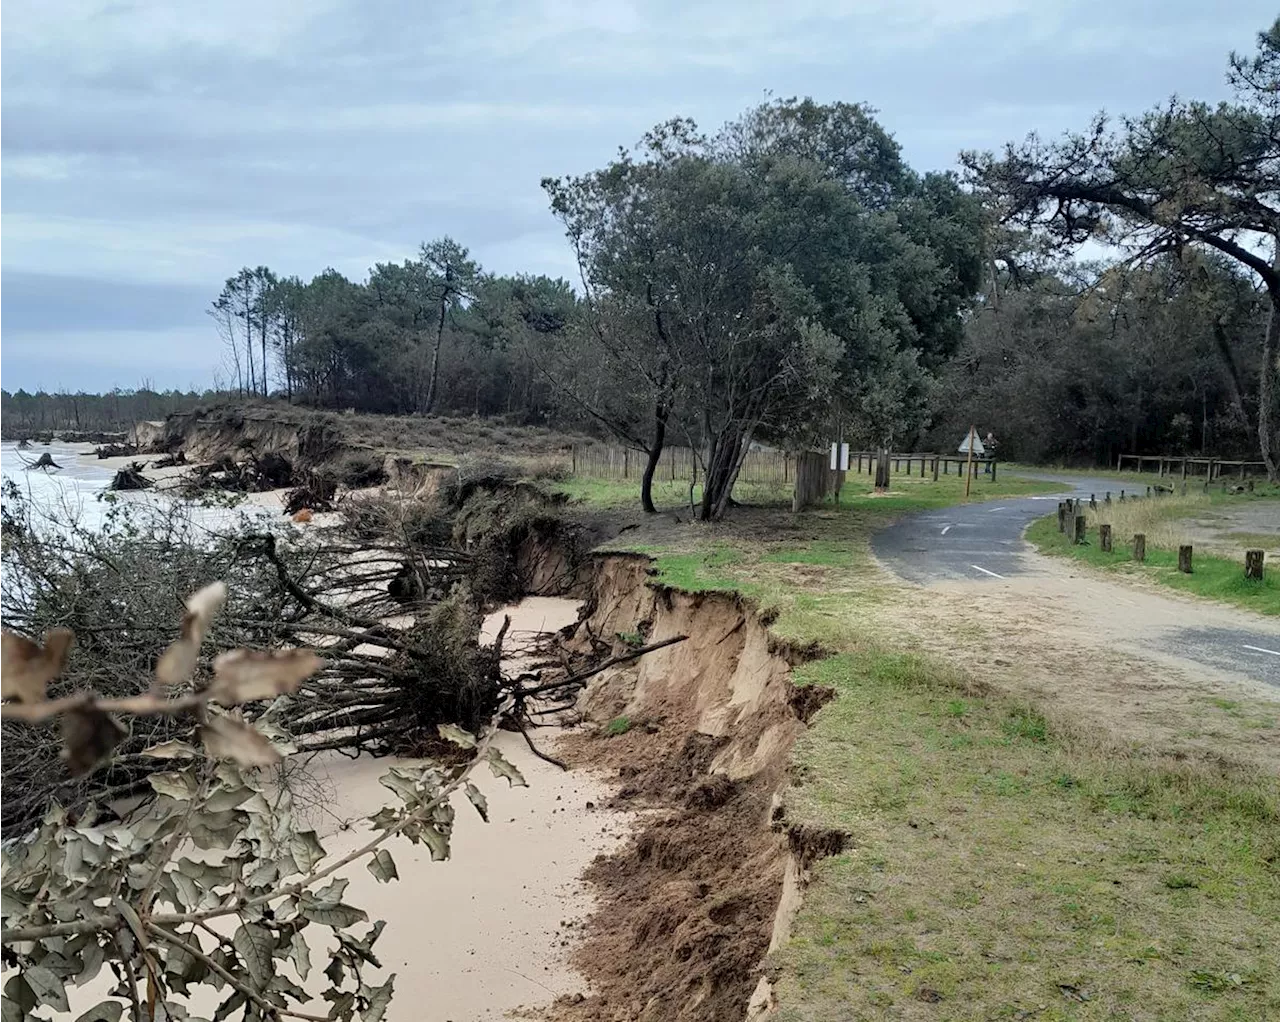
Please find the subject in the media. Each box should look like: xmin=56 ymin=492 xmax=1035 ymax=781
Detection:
xmin=773 ymin=650 xmax=1280 ymax=1021
xmin=1026 ymin=516 xmax=1280 ymax=616
xmin=605 ymin=715 xmax=633 ymax=737
xmin=560 ymin=460 xmax=1279 ymax=1018
xmin=552 ymin=470 xmax=1063 ymax=513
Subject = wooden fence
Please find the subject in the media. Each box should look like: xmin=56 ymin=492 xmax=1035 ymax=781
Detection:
xmin=569 ymin=445 xmax=793 ymax=485
xmin=1116 ymin=454 xmax=1268 ymax=480
xmin=568 ymin=445 xmax=994 ymax=485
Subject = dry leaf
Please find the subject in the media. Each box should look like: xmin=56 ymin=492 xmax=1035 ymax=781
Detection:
xmin=155 ymin=582 xmax=228 ymax=687
xmin=1 ymin=627 xmax=74 ymax=704
xmin=61 ymin=706 xmax=127 ymax=777
xmin=208 ymin=649 xmax=322 ymax=705
xmin=200 ymin=714 xmax=282 ymax=767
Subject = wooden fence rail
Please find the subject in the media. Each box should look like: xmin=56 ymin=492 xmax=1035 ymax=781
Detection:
xmin=568 ymin=445 xmax=793 ymax=485
xmin=567 ymin=446 xmax=994 ymax=485
xmin=1116 ymin=454 xmax=1268 ymax=480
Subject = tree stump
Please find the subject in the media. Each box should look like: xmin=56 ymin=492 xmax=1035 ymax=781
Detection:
xmin=1073 ymin=516 xmax=1086 ymax=545
xmin=1178 ymin=545 xmax=1193 ymax=574
xmin=29 ymin=452 xmax=61 ymax=470
xmin=1099 ymin=524 xmax=1112 ymax=553
xmin=1133 ymin=534 xmax=1146 ymax=563
xmin=1245 ymin=549 xmax=1265 ymax=581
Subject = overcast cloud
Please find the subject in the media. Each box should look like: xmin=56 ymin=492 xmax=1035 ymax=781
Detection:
xmin=2 ymin=0 xmax=1274 ymax=391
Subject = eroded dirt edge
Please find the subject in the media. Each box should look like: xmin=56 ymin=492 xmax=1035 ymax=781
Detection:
xmin=541 ymin=554 xmax=842 ymax=1022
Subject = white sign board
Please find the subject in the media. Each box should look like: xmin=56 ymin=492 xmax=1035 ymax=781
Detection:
xmin=829 ymin=442 xmax=849 ymax=471
xmin=957 ymin=433 xmax=985 ymax=456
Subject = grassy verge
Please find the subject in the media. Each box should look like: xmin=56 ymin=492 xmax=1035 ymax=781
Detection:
xmin=561 ymin=472 xmax=1280 ymax=1020
xmin=553 ymin=470 xmax=1063 ymax=512
xmin=1025 ymin=503 xmax=1280 ymax=617
xmin=777 ymin=652 xmax=1280 ymax=1020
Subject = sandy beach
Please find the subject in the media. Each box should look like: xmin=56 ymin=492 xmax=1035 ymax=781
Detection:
xmin=4 ymin=449 xmax=632 ymax=1021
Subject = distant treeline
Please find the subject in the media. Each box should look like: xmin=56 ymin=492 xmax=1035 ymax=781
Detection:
xmin=6 ymin=22 xmax=1278 ymax=494
xmin=0 ymin=388 xmax=215 ymax=436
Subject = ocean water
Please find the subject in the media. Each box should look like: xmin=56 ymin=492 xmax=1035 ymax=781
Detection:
xmin=1 ymin=441 xmax=118 ymax=531
xmin=0 ymin=441 xmax=270 ymax=536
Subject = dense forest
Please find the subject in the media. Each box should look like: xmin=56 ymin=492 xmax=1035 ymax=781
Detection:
xmin=5 ymin=22 xmax=1278 ymax=496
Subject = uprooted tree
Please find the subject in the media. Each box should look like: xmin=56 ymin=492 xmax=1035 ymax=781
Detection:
xmin=0 ymin=577 xmax=528 ymax=1021
xmin=963 ymin=18 xmax=1280 ymax=481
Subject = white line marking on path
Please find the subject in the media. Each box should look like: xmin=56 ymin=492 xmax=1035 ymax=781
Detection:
xmin=987 ymin=506 xmax=1008 ymax=512
xmin=941 ymin=525 xmax=952 ymax=535
xmin=970 ymin=564 xmax=1006 ymax=579
xmin=1242 ymin=644 xmax=1280 ymax=657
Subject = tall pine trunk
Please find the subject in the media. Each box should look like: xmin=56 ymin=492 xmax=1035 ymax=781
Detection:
xmin=424 ymin=300 xmax=446 ymax=414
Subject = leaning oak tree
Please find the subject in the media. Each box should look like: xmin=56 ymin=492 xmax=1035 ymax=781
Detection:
xmin=0 ymin=584 xmax=525 ymax=1021
xmin=964 ymin=19 xmax=1280 ymax=480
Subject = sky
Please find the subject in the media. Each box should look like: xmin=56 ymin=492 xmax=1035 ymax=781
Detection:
xmin=1 ymin=0 xmax=1275 ymax=393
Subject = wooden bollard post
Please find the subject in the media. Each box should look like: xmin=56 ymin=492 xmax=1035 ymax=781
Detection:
xmin=1073 ymin=516 xmax=1087 ymax=545
xmin=1133 ymin=534 xmax=1146 ymax=562
xmin=1119 ymin=489 xmax=1126 ymax=502
xmin=1178 ymin=545 xmax=1193 ymax=574
xmin=1245 ymin=549 xmax=1265 ymax=581
xmin=1146 ymin=485 xmax=1151 ymax=498
xmin=991 ymin=460 xmax=998 ymax=482
xmin=1104 ymin=491 xmax=1111 ymax=506
xmin=1057 ymin=501 xmax=1068 ymax=533
xmin=1089 ymin=494 xmax=1097 ymax=510
xmin=1099 ymin=523 xmax=1112 ymax=553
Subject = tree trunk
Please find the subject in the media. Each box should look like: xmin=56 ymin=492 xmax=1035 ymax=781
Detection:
xmin=699 ymin=424 xmax=748 ymax=521
xmin=1259 ymin=296 xmax=1279 ymax=484
xmin=424 ymin=300 xmax=446 ymax=414
xmin=640 ymin=404 xmax=669 ymax=515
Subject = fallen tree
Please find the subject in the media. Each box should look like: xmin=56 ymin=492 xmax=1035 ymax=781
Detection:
xmin=0 ymin=471 xmax=614 ymax=833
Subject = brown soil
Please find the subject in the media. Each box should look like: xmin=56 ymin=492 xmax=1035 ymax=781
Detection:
xmin=544 ymin=557 xmax=839 ymax=1022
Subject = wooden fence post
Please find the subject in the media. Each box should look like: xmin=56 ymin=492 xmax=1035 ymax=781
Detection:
xmin=1178 ymin=545 xmax=1193 ymax=573
xmin=991 ymin=460 xmax=997 ymax=482
xmin=1073 ymin=516 xmax=1086 ymax=545
xmin=1057 ymin=501 xmax=1067 ymax=533
xmin=932 ymin=456 xmax=939 ymax=482
xmin=1245 ymin=549 xmax=1265 ymax=581
xmin=1099 ymin=524 xmax=1112 ymax=553
xmin=1133 ymin=534 xmax=1146 ymax=562
xmin=1180 ymin=458 xmax=1187 ymax=482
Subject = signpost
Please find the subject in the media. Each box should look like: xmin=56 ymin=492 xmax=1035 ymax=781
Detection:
xmin=829 ymin=442 xmax=849 ymax=504
xmin=962 ymin=426 xmax=977 ymax=497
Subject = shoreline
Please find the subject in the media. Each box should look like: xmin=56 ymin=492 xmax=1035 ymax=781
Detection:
xmin=5 ymin=444 xmax=631 ymax=1021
